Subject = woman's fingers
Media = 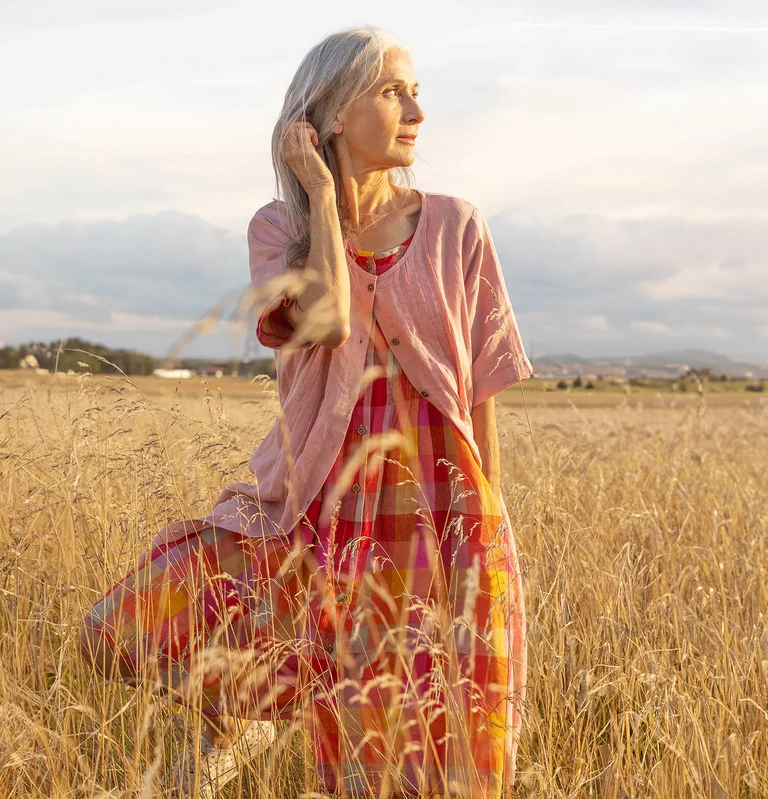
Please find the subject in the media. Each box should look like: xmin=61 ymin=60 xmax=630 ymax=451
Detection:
xmin=305 ymin=124 xmax=319 ymax=148
xmin=283 ymin=121 xmax=333 ymax=192
xmin=291 ymin=121 xmax=317 ymax=146
xmin=285 ymin=123 xmax=306 ymax=158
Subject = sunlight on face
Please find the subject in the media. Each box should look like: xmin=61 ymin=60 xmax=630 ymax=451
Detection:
xmin=335 ymin=46 xmax=425 ymax=172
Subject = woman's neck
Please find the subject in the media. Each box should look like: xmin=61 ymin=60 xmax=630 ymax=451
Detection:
xmin=331 ymin=134 xmax=409 ymax=223
xmin=339 ymin=175 xmax=402 ymax=224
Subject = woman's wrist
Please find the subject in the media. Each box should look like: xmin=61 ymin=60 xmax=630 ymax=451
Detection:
xmin=307 ymin=183 xmax=336 ymax=204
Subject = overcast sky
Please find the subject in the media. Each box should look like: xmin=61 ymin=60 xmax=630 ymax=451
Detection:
xmin=1 ymin=0 xmax=767 ymax=362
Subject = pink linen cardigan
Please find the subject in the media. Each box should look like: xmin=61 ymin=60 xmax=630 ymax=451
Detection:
xmin=151 ymin=188 xmax=532 ymax=547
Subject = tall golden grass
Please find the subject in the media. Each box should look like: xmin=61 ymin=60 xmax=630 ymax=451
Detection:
xmin=0 ymin=370 xmax=765 ymax=797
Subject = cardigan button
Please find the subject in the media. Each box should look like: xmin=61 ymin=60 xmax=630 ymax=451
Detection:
xmin=325 ymin=645 xmax=334 ymax=654
xmin=367 ymin=283 xmax=374 ymax=291
xmin=421 ymin=390 xmax=429 ymax=397
xmin=357 ymin=425 xmax=366 ymax=435
xmin=352 ymin=483 xmax=361 ymax=492
xmin=391 ymin=337 xmax=400 ymax=345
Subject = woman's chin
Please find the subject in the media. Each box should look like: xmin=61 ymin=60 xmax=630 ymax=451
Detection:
xmin=358 ymin=149 xmax=414 ymax=171
xmin=382 ymin=152 xmax=415 ymax=169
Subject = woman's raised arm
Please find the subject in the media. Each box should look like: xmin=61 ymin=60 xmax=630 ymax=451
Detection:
xmin=282 ymin=122 xmax=351 ymax=349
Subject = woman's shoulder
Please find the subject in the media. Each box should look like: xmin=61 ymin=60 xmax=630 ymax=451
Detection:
xmin=423 ymin=190 xmax=482 ymax=228
xmin=247 ymin=199 xmax=290 ymax=242
xmin=249 ymin=198 xmax=287 ymax=224
xmin=421 ymin=191 xmax=487 ymax=248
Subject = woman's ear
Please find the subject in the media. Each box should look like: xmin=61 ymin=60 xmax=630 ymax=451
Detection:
xmin=333 ymin=116 xmax=343 ymax=135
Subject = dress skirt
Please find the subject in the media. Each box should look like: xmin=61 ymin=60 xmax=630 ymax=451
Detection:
xmin=83 ymin=241 xmax=527 ymax=798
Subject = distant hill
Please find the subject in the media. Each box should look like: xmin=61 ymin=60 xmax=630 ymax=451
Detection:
xmin=533 ymin=348 xmax=767 ymax=379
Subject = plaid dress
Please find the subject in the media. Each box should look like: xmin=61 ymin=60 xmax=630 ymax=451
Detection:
xmin=83 ymin=235 xmax=526 ymax=799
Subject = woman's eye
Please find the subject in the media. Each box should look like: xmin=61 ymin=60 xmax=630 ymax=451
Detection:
xmin=384 ymin=88 xmax=419 ymax=99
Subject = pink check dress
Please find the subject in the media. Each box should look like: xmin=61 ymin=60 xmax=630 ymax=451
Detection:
xmin=84 ymin=234 xmax=526 ymax=799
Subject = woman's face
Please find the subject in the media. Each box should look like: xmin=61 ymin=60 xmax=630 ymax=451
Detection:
xmin=333 ymin=46 xmax=425 ymax=171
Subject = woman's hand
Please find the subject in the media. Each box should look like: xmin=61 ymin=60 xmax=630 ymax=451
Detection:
xmin=283 ymin=121 xmax=334 ymax=195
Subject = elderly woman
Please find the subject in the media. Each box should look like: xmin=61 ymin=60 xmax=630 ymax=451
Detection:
xmin=79 ymin=24 xmax=532 ymax=799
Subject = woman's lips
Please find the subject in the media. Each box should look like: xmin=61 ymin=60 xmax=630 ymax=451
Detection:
xmin=397 ymin=136 xmax=417 ymax=144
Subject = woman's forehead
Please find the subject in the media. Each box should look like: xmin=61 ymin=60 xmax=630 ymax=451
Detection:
xmin=377 ymin=56 xmax=417 ymax=85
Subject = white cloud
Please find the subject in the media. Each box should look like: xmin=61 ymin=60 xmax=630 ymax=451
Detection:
xmin=630 ymin=320 xmax=672 ymax=335
xmin=61 ymin=291 xmax=103 ymax=307
xmin=0 ymin=308 xmax=190 ymax=337
xmin=643 ymin=259 xmax=767 ymax=301
xmin=583 ymin=315 xmax=611 ymax=332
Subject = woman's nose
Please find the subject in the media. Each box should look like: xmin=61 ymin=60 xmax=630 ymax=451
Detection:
xmin=405 ymin=100 xmax=425 ymax=125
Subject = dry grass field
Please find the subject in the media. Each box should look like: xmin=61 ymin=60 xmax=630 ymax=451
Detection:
xmin=0 ymin=368 xmax=766 ymax=798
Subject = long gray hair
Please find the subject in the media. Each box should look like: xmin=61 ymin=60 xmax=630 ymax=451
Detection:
xmin=271 ymin=25 xmax=416 ymax=271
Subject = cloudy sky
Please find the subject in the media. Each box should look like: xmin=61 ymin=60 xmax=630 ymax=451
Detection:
xmin=1 ymin=0 xmax=767 ymax=362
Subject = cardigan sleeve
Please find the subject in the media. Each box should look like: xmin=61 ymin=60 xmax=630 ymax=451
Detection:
xmin=248 ymin=205 xmax=296 ymax=349
xmin=464 ymin=207 xmax=533 ymax=408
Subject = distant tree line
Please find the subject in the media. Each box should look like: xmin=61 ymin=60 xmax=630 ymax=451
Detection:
xmin=0 ymin=338 xmax=158 ymax=375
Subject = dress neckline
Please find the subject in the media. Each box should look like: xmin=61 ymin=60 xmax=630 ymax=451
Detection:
xmin=347 ymin=232 xmax=415 ymax=277
xmin=347 ymin=232 xmax=415 ymax=259
xmin=349 ymin=231 xmax=416 ymax=261
xmin=343 ymin=189 xmax=427 ymax=283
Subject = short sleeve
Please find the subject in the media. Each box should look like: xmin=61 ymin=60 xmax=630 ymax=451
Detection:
xmin=464 ymin=208 xmax=532 ymax=408
xmin=248 ymin=205 xmax=296 ymax=349
xmin=256 ymin=303 xmax=294 ymax=348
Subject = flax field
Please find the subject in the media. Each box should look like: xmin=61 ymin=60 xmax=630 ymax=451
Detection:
xmin=0 ymin=368 xmax=766 ymax=798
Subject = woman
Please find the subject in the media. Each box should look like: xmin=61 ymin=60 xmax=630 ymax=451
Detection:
xmin=79 ymin=24 xmax=532 ymax=799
